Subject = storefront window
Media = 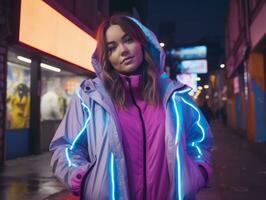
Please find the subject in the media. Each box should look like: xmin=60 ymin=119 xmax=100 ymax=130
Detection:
xmin=41 ymin=66 xmax=86 ymax=121
xmin=6 ymin=52 xmax=31 ymax=129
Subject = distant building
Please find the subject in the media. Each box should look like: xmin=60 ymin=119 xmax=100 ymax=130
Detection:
xmin=225 ymin=0 xmax=266 ymax=141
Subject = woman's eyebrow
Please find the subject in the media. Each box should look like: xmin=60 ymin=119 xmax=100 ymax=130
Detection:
xmin=122 ymin=34 xmax=130 ymax=40
xmin=107 ymin=34 xmax=129 ymax=45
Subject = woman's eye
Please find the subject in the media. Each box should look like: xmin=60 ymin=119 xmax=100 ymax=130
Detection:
xmin=107 ymin=46 xmax=116 ymax=53
xmin=124 ymin=36 xmax=133 ymax=43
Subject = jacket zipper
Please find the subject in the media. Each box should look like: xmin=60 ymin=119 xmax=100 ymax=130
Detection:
xmin=126 ymin=78 xmax=147 ymax=200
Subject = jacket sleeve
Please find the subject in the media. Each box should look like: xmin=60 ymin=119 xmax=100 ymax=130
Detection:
xmin=182 ymin=94 xmax=214 ymax=185
xmin=49 ymin=92 xmax=94 ymax=189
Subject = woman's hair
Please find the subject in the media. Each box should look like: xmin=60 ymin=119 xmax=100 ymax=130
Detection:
xmin=96 ymin=15 xmax=160 ymax=108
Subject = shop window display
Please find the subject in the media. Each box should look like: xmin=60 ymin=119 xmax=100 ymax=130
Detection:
xmin=6 ymin=62 xmax=30 ymax=129
xmin=41 ymin=71 xmax=85 ymax=121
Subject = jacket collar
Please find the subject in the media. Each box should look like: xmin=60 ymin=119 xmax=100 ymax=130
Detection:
xmin=81 ymin=77 xmax=124 ymax=138
xmin=83 ymin=76 xmax=185 ymax=109
xmin=158 ymin=76 xmax=185 ymax=107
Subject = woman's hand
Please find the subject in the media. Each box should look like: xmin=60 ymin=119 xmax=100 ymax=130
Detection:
xmin=70 ymin=168 xmax=86 ymax=195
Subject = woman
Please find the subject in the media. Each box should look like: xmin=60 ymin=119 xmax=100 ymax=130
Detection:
xmin=50 ymin=15 xmax=213 ymax=200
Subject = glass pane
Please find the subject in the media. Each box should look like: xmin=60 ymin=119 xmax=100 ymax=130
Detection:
xmin=41 ymin=66 xmax=86 ymax=121
xmin=6 ymin=52 xmax=31 ymax=129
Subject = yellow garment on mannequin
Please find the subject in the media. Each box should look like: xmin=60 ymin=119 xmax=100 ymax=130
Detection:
xmin=10 ymin=95 xmax=30 ymax=129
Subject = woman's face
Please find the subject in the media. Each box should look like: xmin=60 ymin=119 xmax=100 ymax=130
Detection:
xmin=105 ymin=25 xmax=143 ymax=74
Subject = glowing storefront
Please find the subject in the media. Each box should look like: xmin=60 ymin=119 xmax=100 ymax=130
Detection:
xmin=5 ymin=0 xmax=96 ymax=159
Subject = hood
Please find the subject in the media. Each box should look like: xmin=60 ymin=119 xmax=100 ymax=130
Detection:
xmin=91 ymin=16 xmax=166 ymax=78
xmin=88 ymin=16 xmax=187 ymax=106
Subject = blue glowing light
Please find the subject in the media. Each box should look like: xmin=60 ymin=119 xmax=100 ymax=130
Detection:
xmin=110 ymin=153 xmax=115 ymax=200
xmin=172 ymin=93 xmax=180 ymax=145
xmin=181 ymin=97 xmax=205 ymax=157
xmin=176 ymin=147 xmax=182 ymax=200
xmin=65 ymin=89 xmax=92 ymax=167
xmin=65 ymin=148 xmax=71 ymax=167
xmin=172 ymin=92 xmax=182 ymax=200
xmin=172 ymin=90 xmax=207 ymax=198
xmin=176 ymin=87 xmax=192 ymax=94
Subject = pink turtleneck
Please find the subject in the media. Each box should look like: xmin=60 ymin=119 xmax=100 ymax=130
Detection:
xmin=114 ymin=73 xmax=170 ymax=200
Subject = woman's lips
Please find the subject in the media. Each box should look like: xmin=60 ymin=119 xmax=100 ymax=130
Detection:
xmin=121 ymin=56 xmax=134 ymax=64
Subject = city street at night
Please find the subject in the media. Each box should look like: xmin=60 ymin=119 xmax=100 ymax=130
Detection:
xmin=1 ymin=0 xmax=266 ymax=199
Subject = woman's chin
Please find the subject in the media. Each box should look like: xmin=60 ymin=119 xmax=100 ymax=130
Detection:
xmin=120 ymin=66 xmax=143 ymax=75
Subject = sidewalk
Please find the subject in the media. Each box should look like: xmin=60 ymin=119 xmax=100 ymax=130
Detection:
xmin=0 ymin=152 xmax=70 ymax=200
xmin=203 ymin=121 xmax=266 ymax=200
xmin=0 ymin=121 xmax=266 ymax=199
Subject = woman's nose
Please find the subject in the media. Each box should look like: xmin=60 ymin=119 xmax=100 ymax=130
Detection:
xmin=119 ymin=43 xmax=129 ymax=56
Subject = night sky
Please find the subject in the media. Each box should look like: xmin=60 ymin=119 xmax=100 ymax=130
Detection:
xmin=147 ymin=0 xmax=228 ymax=44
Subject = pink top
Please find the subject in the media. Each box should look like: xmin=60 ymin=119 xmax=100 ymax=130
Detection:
xmin=114 ymin=74 xmax=170 ymax=200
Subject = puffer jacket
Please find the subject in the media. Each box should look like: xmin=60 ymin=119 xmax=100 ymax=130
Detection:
xmin=49 ymin=16 xmax=213 ymax=200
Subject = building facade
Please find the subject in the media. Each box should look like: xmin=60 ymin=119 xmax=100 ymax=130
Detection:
xmin=0 ymin=0 xmax=146 ymax=166
xmin=225 ymin=0 xmax=266 ymax=141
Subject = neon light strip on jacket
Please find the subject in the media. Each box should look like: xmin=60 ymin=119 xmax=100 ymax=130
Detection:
xmin=172 ymin=92 xmax=182 ymax=200
xmin=176 ymin=87 xmax=191 ymax=94
xmin=172 ymin=88 xmax=206 ymax=199
xmin=175 ymin=88 xmax=205 ymax=158
xmin=180 ymin=97 xmax=205 ymax=158
xmin=65 ymin=89 xmax=92 ymax=167
xmin=110 ymin=152 xmax=115 ymax=200
xmin=172 ymin=92 xmax=180 ymax=145
xmin=65 ymin=89 xmax=116 ymax=198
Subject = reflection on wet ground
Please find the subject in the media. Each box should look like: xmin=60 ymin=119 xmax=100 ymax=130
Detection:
xmin=0 ymin=153 xmax=66 ymax=200
xmin=0 ymin=175 xmax=63 ymax=199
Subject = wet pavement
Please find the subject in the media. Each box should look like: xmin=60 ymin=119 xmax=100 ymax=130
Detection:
xmin=205 ymin=122 xmax=266 ymax=200
xmin=0 ymin=153 xmax=67 ymax=200
xmin=0 ymin=121 xmax=266 ymax=200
